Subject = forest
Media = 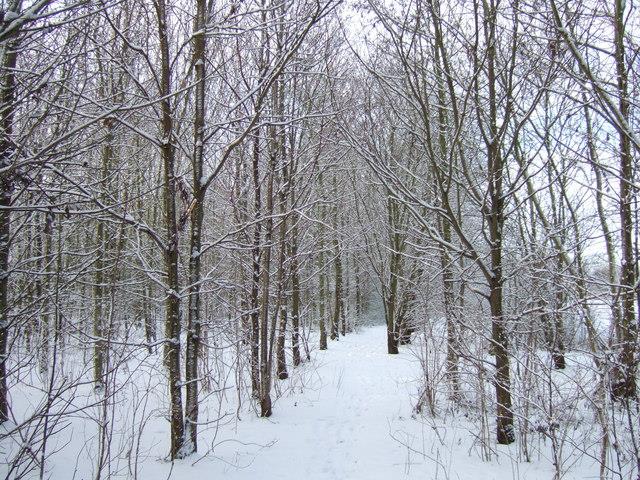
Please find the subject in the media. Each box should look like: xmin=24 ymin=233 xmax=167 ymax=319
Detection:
xmin=0 ymin=0 xmax=638 ymax=478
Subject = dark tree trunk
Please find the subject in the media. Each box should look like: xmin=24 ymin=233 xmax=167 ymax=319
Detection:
xmin=317 ymin=171 xmax=328 ymax=351
xmin=482 ymin=0 xmax=514 ymax=445
xmin=93 ymin=121 xmax=115 ymax=391
xmin=250 ymin=132 xmax=262 ymax=397
xmin=0 ymin=170 xmax=10 ymax=424
xmin=259 ymin=153 xmax=275 ymax=417
xmin=0 ymin=11 xmax=19 ymax=423
xmin=143 ymin=285 xmax=156 ymax=354
xmin=612 ymin=0 xmax=637 ymax=400
xmin=155 ymin=0 xmax=185 ymax=458
xmin=386 ymin=327 xmax=399 ymax=355
xmin=276 ymin=306 xmax=288 ymax=380
xmin=290 ymin=241 xmax=302 ymax=366
xmin=331 ymin=241 xmax=343 ymax=342
xmin=490 ymin=277 xmax=514 ymax=445
xmin=318 ymin=248 xmax=328 ymax=351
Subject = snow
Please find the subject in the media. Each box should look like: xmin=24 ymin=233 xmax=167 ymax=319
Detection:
xmin=0 ymin=326 xmax=614 ymax=479
xmin=201 ymin=327 xmax=424 ymax=480
xmin=3 ymin=11 xmax=19 ymax=22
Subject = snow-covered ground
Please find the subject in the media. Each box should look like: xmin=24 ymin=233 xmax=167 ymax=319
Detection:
xmin=1 ymin=325 xmax=614 ymax=479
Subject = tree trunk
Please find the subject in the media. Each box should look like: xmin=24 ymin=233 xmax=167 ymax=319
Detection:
xmin=354 ymin=256 xmax=362 ymax=328
xmin=259 ymin=148 xmax=275 ymax=417
xmin=385 ymin=268 xmax=399 ymax=356
xmin=250 ymin=132 xmax=262 ymax=397
xmin=93 ymin=122 xmax=114 ymax=391
xmin=155 ymin=0 xmax=184 ymax=458
xmin=318 ymin=247 xmax=328 ymax=350
xmin=275 ymin=165 xmax=290 ymax=381
xmin=143 ymin=285 xmax=156 ymax=354
xmin=483 ymin=0 xmax=513 ymax=444
xmin=432 ymin=34 xmax=461 ymax=395
xmin=0 ymin=17 xmax=18 ymax=422
xmin=551 ymin=259 xmax=566 ymax=370
xmin=331 ymin=238 xmax=343 ymax=342
xmin=184 ymin=0 xmax=207 ymax=454
xmin=40 ymin=213 xmax=54 ymax=375
xmin=276 ymin=306 xmax=288 ymax=380
xmin=612 ymin=0 xmax=637 ymax=399
xmin=317 ymin=170 xmax=328 ymax=350
xmin=290 ymin=221 xmax=302 ymax=366
xmin=385 ymin=196 xmax=402 ymax=355
xmin=487 ymin=138 xmax=513 ymax=444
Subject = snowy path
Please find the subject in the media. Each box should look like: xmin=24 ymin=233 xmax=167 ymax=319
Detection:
xmin=255 ymin=326 xmax=421 ymax=479
xmin=153 ymin=325 xmax=565 ymax=480
xmin=168 ymin=324 xmax=579 ymax=480
xmin=175 ymin=325 xmax=427 ymax=480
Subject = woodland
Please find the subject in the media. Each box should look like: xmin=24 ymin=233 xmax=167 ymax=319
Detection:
xmin=0 ymin=0 xmax=638 ymax=478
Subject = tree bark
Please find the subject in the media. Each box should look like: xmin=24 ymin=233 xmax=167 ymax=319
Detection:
xmin=318 ymin=247 xmax=328 ymax=350
xmin=184 ymin=0 xmax=207 ymax=454
xmin=154 ymin=0 xmax=185 ymax=458
xmin=612 ymin=0 xmax=637 ymax=399
xmin=385 ymin=196 xmax=402 ymax=355
xmin=259 ymin=147 xmax=275 ymax=417
xmin=290 ymin=216 xmax=302 ymax=366
xmin=93 ymin=124 xmax=114 ymax=391
xmin=250 ymin=131 xmax=262 ymax=397
xmin=331 ymin=237 xmax=343 ymax=342
xmin=276 ymin=306 xmax=288 ymax=380
xmin=0 ymin=7 xmax=19 ymax=421
xmin=483 ymin=0 xmax=513 ymax=444
xmin=317 ymin=170 xmax=328 ymax=350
